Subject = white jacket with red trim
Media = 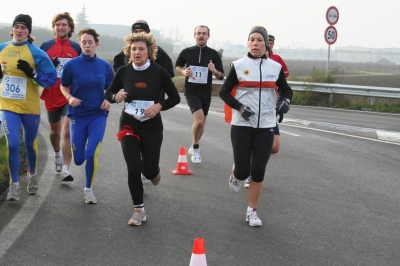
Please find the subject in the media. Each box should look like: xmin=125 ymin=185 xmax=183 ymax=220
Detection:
xmin=228 ymin=56 xmax=282 ymax=128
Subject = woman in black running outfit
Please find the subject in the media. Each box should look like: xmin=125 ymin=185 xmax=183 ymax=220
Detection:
xmin=105 ymin=33 xmax=180 ymax=226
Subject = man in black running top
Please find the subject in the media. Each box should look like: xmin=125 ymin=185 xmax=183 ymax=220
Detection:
xmin=113 ymin=19 xmax=174 ymax=78
xmin=175 ymin=25 xmax=224 ymax=164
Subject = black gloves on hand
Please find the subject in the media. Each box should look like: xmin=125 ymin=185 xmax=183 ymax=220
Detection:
xmin=52 ymin=57 xmax=60 ymax=68
xmin=276 ymin=99 xmax=290 ymax=114
xmin=239 ymin=105 xmax=255 ymax=121
xmin=17 ymin=59 xmax=35 ymax=78
xmin=277 ymin=111 xmax=284 ymax=123
xmin=0 ymin=68 xmax=3 ymax=79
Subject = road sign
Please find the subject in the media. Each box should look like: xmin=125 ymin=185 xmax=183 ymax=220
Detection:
xmin=324 ymin=26 xmax=338 ymax=45
xmin=326 ymin=6 xmax=339 ymax=25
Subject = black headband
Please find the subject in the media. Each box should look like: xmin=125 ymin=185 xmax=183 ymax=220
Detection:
xmin=131 ymin=23 xmax=150 ymax=33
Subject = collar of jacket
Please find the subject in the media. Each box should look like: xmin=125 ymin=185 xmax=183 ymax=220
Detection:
xmin=80 ymin=53 xmax=97 ymax=61
xmin=12 ymin=39 xmax=29 ymax=46
xmin=247 ymin=52 xmax=267 ymax=59
xmin=55 ymin=37 xmax=70 ymax=45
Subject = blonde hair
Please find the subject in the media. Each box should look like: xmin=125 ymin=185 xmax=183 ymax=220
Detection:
xmin=123 ymin=33 xmax=158 ymax=62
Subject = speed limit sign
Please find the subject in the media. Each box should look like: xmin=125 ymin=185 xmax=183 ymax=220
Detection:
xmin=324 ymin=25 xmax=338 ymax=45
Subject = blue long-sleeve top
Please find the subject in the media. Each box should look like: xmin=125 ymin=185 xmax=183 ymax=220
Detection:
xmin=61 ymin=53 xmax=114 ymax=118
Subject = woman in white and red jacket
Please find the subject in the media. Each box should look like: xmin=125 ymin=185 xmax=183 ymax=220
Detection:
xmin=219 ymin=26 xmax=292 ymax=227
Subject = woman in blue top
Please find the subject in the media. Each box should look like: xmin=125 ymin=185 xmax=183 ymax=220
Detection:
xmin=60 ymin=28 xmax=114 ymax=204
xmin=1 ymin=14 xmax=57 ymax=201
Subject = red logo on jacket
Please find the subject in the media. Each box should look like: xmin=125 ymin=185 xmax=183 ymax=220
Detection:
xmin=135 ymin=82 xmax=147 ymax=89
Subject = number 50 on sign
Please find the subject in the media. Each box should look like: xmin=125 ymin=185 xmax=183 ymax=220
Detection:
xmin=324 ymin=25 xmax=338 ymax=45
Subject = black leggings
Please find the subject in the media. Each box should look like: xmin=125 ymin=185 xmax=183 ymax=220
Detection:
xmin=231 ymin=125 xmax=274 ymax=182
xmin=120 ymin=127 xmax=163 ymax=205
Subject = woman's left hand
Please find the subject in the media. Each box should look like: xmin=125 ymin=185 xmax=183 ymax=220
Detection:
xmin=101 ymin=99 xmax=111 ymax=111
xmin=144 ymin=103 xmax=162 ymax=118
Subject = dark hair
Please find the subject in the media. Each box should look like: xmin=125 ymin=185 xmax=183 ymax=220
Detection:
xmin=52 ymin=12 xmax=75 ymax=38
xmin=269 ymin=34 xmax=275 ymax=42
xmin=78 ymin=28 xmax=100 ymax=43
xmin=194 ymin=25 xmax=210 ymax=35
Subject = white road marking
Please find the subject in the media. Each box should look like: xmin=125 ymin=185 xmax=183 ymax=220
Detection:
xmin=280 ymin=130 xmax=300 ymax=136
xmin=283 ymin=123 xmax=400 ymax=145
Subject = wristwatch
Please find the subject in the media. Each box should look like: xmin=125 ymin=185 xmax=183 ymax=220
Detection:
xmin=112 ymin=94 xmax=116 ymax=101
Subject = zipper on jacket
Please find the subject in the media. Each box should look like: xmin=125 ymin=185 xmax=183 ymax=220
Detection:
xmin=257 ymin=59 xmax=263 ymax=128
xmin=198 ymin=47 xmax=202 ymax=64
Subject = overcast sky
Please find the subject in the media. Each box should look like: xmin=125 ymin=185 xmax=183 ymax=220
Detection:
xmin=1 ymin=0 xmax=398 ymax=49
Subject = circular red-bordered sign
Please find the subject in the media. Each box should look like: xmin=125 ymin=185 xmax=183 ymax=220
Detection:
xmin=324 ymin=25 xmax=338 ymax=45
xmin=326 ymin=6 xmax=339 ymax=25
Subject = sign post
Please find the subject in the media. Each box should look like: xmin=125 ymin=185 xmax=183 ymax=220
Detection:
xmin=325 ymin=25 xmax=338 ymax=73
xmin=325 ymin=6 xmax=339 ymax=74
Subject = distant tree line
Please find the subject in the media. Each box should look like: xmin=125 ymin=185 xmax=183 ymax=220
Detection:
xmin=0 ymin=26 xmax=125 ymax=56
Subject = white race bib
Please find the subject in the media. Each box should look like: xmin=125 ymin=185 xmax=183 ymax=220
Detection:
xmin=56 ymin=58 xmax=72 ymax=78
xmin=1 ymin=75 xmax=28 ymax=100
xmin=188 ymin=65 xmax=208 ymax=84
xmin=124 ymin=100 xmax=154 ymax=122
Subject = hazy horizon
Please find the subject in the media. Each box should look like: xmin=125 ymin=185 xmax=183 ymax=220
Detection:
xmin=1 ymin=0 xmax=399 ymax=50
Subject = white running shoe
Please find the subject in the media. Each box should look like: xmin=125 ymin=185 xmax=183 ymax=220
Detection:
xmin=188 ymin=146 xmax=201 ymax=164
xmin=244 ymin=176 xmax=252 ymax=188
xmin=84 ymin=188 xmax=97 ymax=204
xmin=54 ymin=156 xmax=63 ymax=172
xmin=229 ymin=173 xmax=241 ymax=192
xmin=7 ymin=183 xmax=21 ymax=201
xmin=128 ymin=208 xmax=147 ymax=226
xmin=61 ymin=166 xmax=74 ymax=182
xmin=27 ymin=172 xmax=38 ymax=195
xmin=246 ymin=209 xmax=262 ymax=227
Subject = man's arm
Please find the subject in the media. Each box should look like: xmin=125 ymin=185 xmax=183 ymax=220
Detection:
xmin=156 ymin=46 xmax=174 ymax=78
xmin=213 ymin=52 xmax=225 ymax=80
xmin=113 ymin=50 xmax=126 ymax=73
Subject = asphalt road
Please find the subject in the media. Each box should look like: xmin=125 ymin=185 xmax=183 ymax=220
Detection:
xmin=0 ymin=96 xmax=399 ymax=266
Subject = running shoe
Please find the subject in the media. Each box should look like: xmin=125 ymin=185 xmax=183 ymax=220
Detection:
xmin=84 ymin=188 xmax=97 ymax=204
xmin=246 ymin=209 xmax=262 ymax=227
xmin=244 ymin=176 xmax=252 ymax=188
xmin=7 ymin=183 xmax=21 ymax=201
xmin=55 ymin=156 xmax=63 ymax=172
xmin=188 ymin=146 xmax=201 ymax=164
xmin=61 ymin=166 xmax=74 ymax=182
xmin=150 ymin=173 xmax=161 ymax=186
xmin=27 ymin=172 xmax=38 ymax=195
xmin=128 ymin=208 xmax=147 ymax=226
xmin=229 ymin=173 xmax=241 ymax=192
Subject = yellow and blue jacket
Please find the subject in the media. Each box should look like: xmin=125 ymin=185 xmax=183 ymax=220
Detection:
xmin=0 ymin=40 xmax=57 ymax=115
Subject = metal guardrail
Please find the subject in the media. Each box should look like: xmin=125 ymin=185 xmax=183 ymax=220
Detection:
xmin=212 ymin=78 xmax=400 ymax=99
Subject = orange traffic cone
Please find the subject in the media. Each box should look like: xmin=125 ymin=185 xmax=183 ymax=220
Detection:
xmin=189 ymin=238 xmax=207 ymax=266
xmin=172 ymin=146 xmax=193 ymax=175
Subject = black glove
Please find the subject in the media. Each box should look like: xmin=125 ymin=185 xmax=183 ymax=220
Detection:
xmin=0 ymin=68 xmax=3 ymax=79
xmin=276 ymin=99 xmax=290 ymax=114
xmin=17 ymin=59 xmax=35 ymax=78
xmin=239 ymin=105 xmax=255 ymax=121
xmin=52 ymin=57 xmax=60 ymax=68
xmin=277 ymin=111 xmax=284 ymax=123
